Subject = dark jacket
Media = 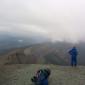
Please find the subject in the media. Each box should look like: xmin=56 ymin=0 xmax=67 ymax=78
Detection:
xmin=69 ymin=47 xmax=78 ymax=56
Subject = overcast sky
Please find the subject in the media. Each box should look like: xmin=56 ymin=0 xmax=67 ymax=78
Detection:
xmin=0 ymin=0 xmax=85 ymax=43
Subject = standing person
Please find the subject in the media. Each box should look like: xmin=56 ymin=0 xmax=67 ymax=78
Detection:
xmin=68 ymin=46 xmax=78 ymax=67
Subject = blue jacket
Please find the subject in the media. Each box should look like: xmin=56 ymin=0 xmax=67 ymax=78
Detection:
xmin=69 ymin=47 xmax=78 ymax=56
xmin=42 ymin=79 xmax=48 ymax=85
xmin=37 ymin=71 xmax=48 ymax=85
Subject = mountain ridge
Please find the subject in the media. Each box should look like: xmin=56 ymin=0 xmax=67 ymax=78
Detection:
xmin=0 ymin=42 xmax=85 ymax=65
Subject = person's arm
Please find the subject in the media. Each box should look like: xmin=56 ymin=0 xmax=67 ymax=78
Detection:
xmin=68 ymin=49 xmax=72 ymax=55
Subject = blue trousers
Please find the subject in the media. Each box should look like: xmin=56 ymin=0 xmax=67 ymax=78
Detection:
xmin=39 ymin=79 xmax=48 ymax=85
xmin=71 ymin=56 xmax=77 ymax=67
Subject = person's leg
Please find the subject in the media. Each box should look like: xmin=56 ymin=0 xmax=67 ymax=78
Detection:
xmin=74 ymin=56 xmax=77 ymax=67
xmin=71 ymin=57 xmax=74 ymax=67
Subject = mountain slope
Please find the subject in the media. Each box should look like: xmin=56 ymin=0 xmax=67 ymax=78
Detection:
xmin=1 ymin=43 xmax=69 ymax=65
xmin=1 ymin=42 xmax=85 ymax=65
xmin=0 ymin=64 xmax=85 ymax=85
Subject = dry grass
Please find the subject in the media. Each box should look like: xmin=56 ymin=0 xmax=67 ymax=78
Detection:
xmin=0 ymin=64 xmax=85 ymax=85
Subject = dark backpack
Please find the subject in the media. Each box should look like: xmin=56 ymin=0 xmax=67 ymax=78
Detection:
xmin=31 ymin=68 xmax=51 ymax=84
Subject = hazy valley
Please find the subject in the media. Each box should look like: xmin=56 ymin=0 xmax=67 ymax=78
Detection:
xmin=0 ymin=41 xmax=85 ymax=65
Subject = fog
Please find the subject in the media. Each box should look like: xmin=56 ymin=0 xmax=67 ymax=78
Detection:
xmin=0 ymin=0 xmax=85 ymax=43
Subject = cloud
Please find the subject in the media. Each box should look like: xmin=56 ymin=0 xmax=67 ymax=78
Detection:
xmin=0 ymin=0 xmax=85 ymax=43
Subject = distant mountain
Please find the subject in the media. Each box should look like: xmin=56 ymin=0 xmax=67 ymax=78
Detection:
xmin=0 ymin=42 xmax=85 ymax=65
xmin=0 ymin=32 xmax=49 ymax=55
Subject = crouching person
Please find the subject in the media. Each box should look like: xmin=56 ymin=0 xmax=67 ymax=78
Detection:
xmin=31 ymin=68 xmax=51 ymax=85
